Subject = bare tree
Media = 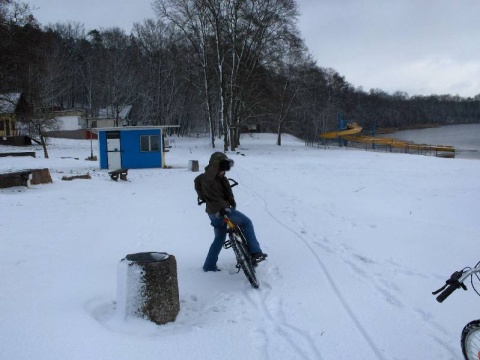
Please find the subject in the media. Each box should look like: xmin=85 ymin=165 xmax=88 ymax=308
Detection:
xmin=154 ymin=0 xmax=218 ymax=147
xmin=26 ymin=65 xmax=61 ymax=159
xmin=44 ymin=22 xmax=87 ymax=109
xmin=97 ymin=28 xmax=140 ymax=126
xmin=27 ymin=108 xmax=60 ymax=158
xmin=155 ymin=0 xmax=301 ymax=150
xmin=133 ymin=19 xmax=189 ymax=127
xmin=227 ymin=0 xmax=301 ymax=149
xmin=22 ymin=27 xmax=71 ymax=157
xmin=0 ymin=0 xmax=35 ymax=28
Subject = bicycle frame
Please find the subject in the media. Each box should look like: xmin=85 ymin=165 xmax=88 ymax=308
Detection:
xmin=222 ymin=215 xmax=250 ymax=255
xmin=221 ymin=214 xmax=259 ymax=288
xmin=223 ymin=216 xmax=236 ymax=230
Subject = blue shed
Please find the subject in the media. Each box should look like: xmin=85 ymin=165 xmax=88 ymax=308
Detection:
xmin=96 ymin=126 xmax=177 ymax=170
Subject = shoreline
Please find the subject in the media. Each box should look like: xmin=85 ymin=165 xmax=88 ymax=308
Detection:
xmin=376 ymin=121 xmax=480 ymax=135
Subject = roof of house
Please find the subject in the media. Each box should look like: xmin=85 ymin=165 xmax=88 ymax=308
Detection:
xmin=96 ymin=105 xmax=132 ymax=120
xmin=0 ymin=93 xmax=22 ymax=115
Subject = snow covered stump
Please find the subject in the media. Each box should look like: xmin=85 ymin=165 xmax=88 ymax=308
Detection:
xmin=117 ymin=252 xmax=180 ymax=325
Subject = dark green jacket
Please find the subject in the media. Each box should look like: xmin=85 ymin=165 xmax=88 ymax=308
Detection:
xmin=200 ymin=164 xmax=236 ymax=214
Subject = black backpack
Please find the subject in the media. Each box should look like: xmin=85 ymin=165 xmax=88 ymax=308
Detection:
xmin=194 ymin=173 xmax=205 ymax=205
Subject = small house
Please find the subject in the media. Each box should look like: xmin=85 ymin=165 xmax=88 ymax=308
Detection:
xmin=45 ymin=109 xmax=96 ymax=140
xmin=96 ymin=126 xmax=177 ymax=170
xmin=0 ymin=92 xmax=29 ymax=138
xmin=93 ymin=105 xmax=133 ymax=128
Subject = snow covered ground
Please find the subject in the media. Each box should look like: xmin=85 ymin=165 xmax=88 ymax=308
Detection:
xmin=1 ymin=133 xmax=480 ymax=360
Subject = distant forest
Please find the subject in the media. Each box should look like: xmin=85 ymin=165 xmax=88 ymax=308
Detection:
xmin=1 ymin=0 xmax=480 ymax=150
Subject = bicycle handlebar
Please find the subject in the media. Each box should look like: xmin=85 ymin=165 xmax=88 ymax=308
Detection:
xmin=436 ymin=282 xmax=463 ymax=303
xmin=433 ymin=268 xmax=478 ymax=303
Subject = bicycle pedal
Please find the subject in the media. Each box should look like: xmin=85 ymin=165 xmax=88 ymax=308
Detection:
xmin=253 ymin=257 xmax=266 ymax=265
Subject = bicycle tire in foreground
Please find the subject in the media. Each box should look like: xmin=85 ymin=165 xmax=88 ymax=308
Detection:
xmin=462 ymin=320 xmax=480 ymax=360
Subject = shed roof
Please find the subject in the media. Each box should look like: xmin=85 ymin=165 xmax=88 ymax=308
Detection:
xmin=0 ymin=93 xmax=21 ymax=115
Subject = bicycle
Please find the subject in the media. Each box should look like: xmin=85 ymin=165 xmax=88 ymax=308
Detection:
xmin=433 ymin=261 xmax=480 ymax=360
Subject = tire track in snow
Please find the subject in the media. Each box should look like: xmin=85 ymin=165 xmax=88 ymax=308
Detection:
xmin=237 ymin=172 xmax=387 ymax=360
xmin=244 ymin=278 xmax=324 ymax=360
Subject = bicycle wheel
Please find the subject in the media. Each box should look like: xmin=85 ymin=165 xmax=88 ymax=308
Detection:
xmin=231 ymin=235 xmax=259 ymax=289
xmin=461 ymin=320 xmax=480 ymax=360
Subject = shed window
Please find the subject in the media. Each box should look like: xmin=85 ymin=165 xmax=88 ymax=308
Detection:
xmin=140 ymin=135 xmax=160 ymax=152
xmin=106 ymin=131 xmax=120 ymax=139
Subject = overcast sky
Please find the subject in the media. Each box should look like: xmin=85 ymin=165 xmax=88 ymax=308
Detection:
xmin=31 ymin=0 xmax=480 ymax=98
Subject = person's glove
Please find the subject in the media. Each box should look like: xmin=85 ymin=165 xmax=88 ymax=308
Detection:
xmin=216 ymin=207 xmax=231 ymax=217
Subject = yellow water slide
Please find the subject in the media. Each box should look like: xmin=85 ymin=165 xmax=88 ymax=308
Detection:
xmin=319 ymin=123 xmax=455 ymax=157
xmin=319 ymin=123 xmax=363 ymax=139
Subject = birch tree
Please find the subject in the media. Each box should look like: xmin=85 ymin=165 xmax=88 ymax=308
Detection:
xmin=154 ymin=0 xmax=301 ymax=150
xmin=226 ymin=0 xmax=300 ymax=149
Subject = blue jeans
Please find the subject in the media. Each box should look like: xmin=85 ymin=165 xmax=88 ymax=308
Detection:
xmin=203 ymin=209 xmax=262 ymax=271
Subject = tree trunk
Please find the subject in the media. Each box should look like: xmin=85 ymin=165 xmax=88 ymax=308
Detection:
xmin=40 ymin=134 xmax=49 ymax=158
xmin=276 ymin=121 xmax=283 ymax=146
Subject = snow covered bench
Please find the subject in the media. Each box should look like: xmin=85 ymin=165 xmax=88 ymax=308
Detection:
xmin=0 ymin=170 xmax=33 ymax=188
xmin=108 ymin=168 xmax=128 ymax=181
xmin=0 ymin=168 xmax=52 ymax=189
xmin=0 ymin=152 xmax=36 ymax=158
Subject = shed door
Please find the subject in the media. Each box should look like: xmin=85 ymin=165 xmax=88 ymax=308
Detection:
xmin=106 ymin=131 xmax=122 ymax=170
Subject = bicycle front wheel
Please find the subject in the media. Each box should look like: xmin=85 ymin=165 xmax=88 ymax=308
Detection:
xmin=461 ymin=320 xmax=480 ymax=360
xmin=232 ymin=238 xmax=259 ymax=289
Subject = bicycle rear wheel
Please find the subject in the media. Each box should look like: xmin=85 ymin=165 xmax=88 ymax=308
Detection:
xmin=231 ymin=236 xmax=259 ymax=289
xmin=461 ymin=320 xmax=480 ymax=360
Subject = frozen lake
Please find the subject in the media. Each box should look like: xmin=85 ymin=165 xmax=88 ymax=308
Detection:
xmin=387 ymin=124 xmax=480 ymax=160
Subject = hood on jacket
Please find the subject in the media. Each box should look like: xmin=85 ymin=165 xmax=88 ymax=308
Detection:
xmin=209 ymin=152 xmax=234 ymax=170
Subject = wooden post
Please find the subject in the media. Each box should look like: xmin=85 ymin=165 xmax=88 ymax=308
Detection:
xmin=30 ymin=168 xmax=53 ymax=185
xmin=188 ymin=160 xmax=199 ymax=172
xmin=117 ymin=252 xmax=180 ymax=325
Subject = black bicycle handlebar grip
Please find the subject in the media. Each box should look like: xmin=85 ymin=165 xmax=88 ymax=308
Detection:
xmin=436 ymin=283 xmax=460 ymax=303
